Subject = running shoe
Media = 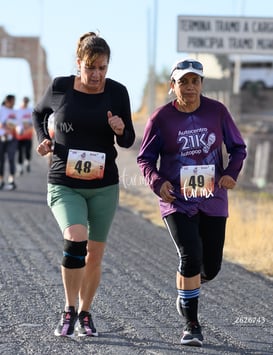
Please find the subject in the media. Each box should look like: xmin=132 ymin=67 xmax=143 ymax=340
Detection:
xmin=54 ymin=307 xmax=78 ymax=337
xmin=180 ymin=321 xmax=203 ymax=347
xmin=26 ymin=163 xmax=31 ymax=173
xmin=77 ymin=311 xmax=98 ymax=337
xmin=5 ymin=182 xmax=16 ymax=191
xmin=17 ymin=165 xmax=24 ymax=176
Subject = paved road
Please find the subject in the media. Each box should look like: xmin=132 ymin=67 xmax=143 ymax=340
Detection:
xmin=0 ymin=136 xmax=273 ymax=355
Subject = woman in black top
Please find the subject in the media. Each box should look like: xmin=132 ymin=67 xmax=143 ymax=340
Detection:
xmin=33 ymin=32 xmax=135 ymax=337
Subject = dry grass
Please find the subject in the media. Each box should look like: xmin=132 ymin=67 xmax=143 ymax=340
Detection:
xmin=225 ymin=191 xmax=273 ymax=276
xmin=119 ymin=188 xmax=273 ymax=277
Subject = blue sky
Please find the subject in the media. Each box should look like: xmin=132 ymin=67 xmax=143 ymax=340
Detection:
xmin=0 ymin=0 xmax=272 ymax=111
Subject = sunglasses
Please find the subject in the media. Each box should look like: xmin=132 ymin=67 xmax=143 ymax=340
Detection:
xmin=172 ymin=60 xmax=203 ymax=74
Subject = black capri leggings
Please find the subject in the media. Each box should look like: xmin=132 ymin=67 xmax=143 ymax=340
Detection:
xmin=164 ymin=212 xmax=226 ymax=280
xmin=0 ymin=139 xmax=18 ymax=176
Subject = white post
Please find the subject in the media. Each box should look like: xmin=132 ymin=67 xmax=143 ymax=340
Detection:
xmin=233 ymin=55 xmax=241 ymax=94
xmin=147 ymin=0 xmax=158 ymax=116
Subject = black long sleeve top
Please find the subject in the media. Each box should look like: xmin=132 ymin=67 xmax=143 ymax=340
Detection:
xmin=33 ymin=75 xmax=135 ymax=188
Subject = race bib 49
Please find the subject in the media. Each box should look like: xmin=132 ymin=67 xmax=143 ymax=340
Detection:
xmin=180 ymin=164 xmax=215 ymax=199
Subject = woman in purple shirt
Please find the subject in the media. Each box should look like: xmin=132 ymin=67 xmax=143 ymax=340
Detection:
xmin=137 ymin=59 xmax=246 ymax=347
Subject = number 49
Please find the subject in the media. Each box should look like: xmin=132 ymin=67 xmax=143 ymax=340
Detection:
xmin=189 ymin=175 xmax=204 ymax=189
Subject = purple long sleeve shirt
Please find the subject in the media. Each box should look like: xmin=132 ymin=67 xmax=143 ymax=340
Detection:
xmin=137 ymin=95 xmax=247 ymax=218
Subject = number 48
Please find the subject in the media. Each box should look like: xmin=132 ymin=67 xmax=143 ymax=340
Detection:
xmin=74 ymin=160 xmax=92 ymax=174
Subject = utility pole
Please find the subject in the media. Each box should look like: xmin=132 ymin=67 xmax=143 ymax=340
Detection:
xmin=147 ymin=0 xmax=158 ymax=116
xmin=37 ymin=0 xmax=44 ymax=103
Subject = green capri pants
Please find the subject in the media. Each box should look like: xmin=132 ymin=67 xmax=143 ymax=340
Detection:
xmin=47 ymin=183 xmax=119 ymax=242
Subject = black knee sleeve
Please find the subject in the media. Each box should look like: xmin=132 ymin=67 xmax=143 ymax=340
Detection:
xmin=62 ymin=239 xmax=87 ymax=269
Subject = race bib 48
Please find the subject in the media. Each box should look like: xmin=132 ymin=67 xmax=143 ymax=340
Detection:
xmin=66 ymin=149 xmax=105 ymax=180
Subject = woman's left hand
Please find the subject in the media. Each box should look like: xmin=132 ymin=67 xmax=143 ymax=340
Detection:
xmin=218 ymin=175 xmax=236 ymax=189
xmin=107 ymin=111 xmax=125 ymax=136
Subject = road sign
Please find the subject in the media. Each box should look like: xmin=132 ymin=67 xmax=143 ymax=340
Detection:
xmin=177 ymin=16 xmax=273 ymax=55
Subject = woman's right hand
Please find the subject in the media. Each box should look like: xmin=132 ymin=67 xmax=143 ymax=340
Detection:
xmin=160 ymin=181 xmax=176 ymax=203
xmin=36 ymin=139 xmax=53 ymax=156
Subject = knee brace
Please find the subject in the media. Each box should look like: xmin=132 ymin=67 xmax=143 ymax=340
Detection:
xmin=62 ymin=239 xmax=87 ymax=269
